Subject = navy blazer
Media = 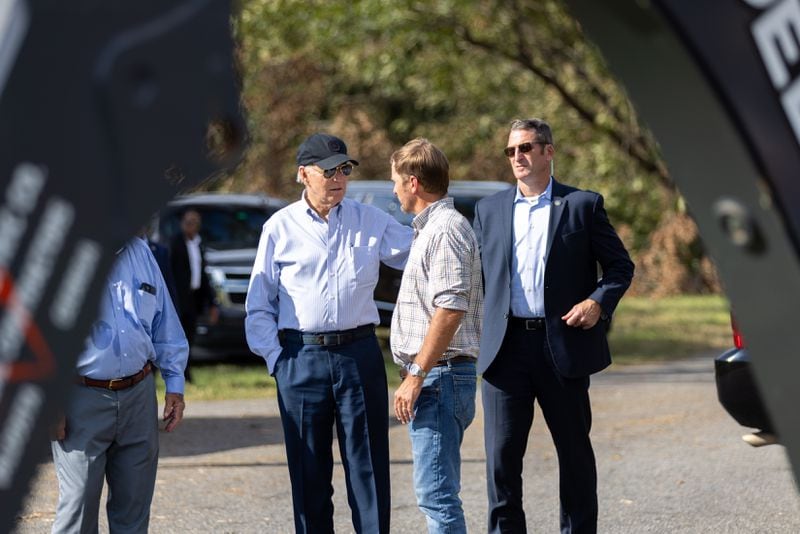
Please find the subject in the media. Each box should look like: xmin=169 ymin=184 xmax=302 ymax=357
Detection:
xmin=473 ymin=180 xmax=634 ymax=378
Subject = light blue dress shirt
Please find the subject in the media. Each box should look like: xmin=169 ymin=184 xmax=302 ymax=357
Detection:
xmin=510 ymin=178 xmax=553 ymax=318
xmin=245 ymin=195 xmax=413 ymax=374
xmin=76 ymin=238 xmax=189 ymax=393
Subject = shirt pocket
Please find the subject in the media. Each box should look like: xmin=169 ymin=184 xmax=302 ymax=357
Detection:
xmin=350 ymin=245 xmax=379 ymax=288
xmin=136 ymin=288 xmax=157 ymax=331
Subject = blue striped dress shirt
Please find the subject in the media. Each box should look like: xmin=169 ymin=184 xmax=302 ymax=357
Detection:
xmin=246 ymin=196 xmax=413 ymax=374
xmin=76 ymin=237 xmax=189 ymax=393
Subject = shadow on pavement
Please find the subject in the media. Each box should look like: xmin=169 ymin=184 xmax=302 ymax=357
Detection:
xmin=159 ymin=415 xmax=284 ymax=457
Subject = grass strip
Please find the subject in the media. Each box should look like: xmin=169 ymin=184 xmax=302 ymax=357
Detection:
xmin=157 ymin=295 xmax=732 ymax=399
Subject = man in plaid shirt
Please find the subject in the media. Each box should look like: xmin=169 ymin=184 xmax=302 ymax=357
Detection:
xmin=389 ymin=138 xmax=483 ymax=533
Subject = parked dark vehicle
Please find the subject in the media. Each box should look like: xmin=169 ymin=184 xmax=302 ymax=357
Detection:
xmin=346 ymin=180 xmax=512 ymax=325
xmin=152 ymin=193 xmax=287 ymax=359
xmin=715 ymin=312 xmax=777 ymax=446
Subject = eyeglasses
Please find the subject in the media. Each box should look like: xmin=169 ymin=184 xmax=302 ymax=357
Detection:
xmin=312 ymin=163 xmax=354 ymax=179
xmin=503 ymin=141 xmax=549 ymax=158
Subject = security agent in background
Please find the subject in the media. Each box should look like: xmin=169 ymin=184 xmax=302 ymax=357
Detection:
xmin=245 ymin=132 xmax=413 ymax=534
xmin=51 ymin=237 xmax=189 ymax=534
xmin=170 ymin=208 xmax=218 ymax=382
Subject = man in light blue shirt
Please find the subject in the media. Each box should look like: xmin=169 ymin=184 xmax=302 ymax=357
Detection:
xmin=474 ymin=118 xmax=634 ymax=533
xmin=51 ymin=236 xmax=188 ymax=533
xmin=246 ymin=132 xmax=413 ymax=534
xmin=510 ymin=178 xmax=552 ymax=318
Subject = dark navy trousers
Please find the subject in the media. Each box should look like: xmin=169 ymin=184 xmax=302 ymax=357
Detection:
xmin=274 ymin=334 xmax=390 ymax=534
xmin=482 ymin=326 xmax=597 ymax=534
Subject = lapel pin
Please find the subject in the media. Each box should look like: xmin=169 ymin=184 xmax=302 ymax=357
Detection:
xmin=554 ymin=199 xmax=562 ymax=206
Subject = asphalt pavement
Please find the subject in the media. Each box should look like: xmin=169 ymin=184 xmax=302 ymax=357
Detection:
xmin=15 ymin=354 xmax=800 ymax=533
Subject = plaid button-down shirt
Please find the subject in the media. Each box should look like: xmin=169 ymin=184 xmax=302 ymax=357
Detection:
xmin=390 ymin=197 xmax=483 ymax=366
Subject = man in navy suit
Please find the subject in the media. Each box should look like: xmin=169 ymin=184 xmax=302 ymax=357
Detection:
xmin=473 ymin=118 xmax=634 ymax=533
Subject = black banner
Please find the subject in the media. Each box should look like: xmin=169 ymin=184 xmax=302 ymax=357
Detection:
xmin=656 ymin=0 xmax=800 ymax=248
xmin=562 ymin=0 xmax=800 ymax=486
xmin=0 ymin=0 xmax=245 ymax=529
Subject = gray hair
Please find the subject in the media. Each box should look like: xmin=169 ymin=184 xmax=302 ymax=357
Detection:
xmin=509 ymin=118 xmax=554 ymax=146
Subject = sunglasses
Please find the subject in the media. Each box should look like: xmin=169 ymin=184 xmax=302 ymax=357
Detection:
xmin=503 ymin=141 xmax=549 ymax=158
xmin=313 ymin=163 xmax=354 ymax=179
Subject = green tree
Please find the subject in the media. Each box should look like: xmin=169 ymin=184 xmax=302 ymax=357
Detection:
xmin=229 ymin=0 xmax=718 ymax=294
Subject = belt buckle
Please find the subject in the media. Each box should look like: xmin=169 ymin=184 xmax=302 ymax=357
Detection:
xmin=107 ymin=378 xmax=123 ymax=390
xmin=322 ymin=334 xmax=343 ymax=346
xmin=526 ymin=319 xmax=540 ymax=330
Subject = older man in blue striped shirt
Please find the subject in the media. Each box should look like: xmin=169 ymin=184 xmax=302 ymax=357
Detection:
xmin=246 ymin=132 xmax=413 ymax=534
xmin=51 ymin=236 xmax=188 ymax=533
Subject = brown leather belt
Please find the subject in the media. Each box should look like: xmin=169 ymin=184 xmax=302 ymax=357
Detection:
xmin=77 ymin=362 xmax=153 ymax=391
xmin=399 ymin=355 xmax=476 ymax=379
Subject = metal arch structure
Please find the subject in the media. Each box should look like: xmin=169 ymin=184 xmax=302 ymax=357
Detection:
xmin=0 ymin=0 xmax=246 ymax=530
xmin=562 ymin=0 xmax=800 ymax=487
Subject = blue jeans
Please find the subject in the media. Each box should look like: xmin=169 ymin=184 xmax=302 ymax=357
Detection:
xmin=408 ymin=360 xmax=477 ymax=533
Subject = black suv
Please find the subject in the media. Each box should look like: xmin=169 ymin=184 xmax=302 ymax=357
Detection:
xmin=346 ymin=180 xmax=512 ymax=325
xmin=153 ymin=193 xmax=287 ymax=359
xmin=715 ymin=312 xmax=776 ymax=446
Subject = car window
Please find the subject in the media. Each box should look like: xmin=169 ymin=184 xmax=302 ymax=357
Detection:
xmin=347 ymin=182 xmax=510 ymax=227
xmin=351 ymin=192 xmax=415 ymax=226
xmin=452 ymin=195 xmax=485 ymax=225
xmin=160 ymin=205 xmax=279 ymax=250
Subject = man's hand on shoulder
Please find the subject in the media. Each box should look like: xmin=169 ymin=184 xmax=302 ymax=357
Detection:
xmin=163 ymin=392 xmax=186 ymax=432
xmin=561 ymin=298 xmax=602 ymax=330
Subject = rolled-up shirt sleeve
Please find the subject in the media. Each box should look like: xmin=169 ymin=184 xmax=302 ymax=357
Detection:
xmin=430 ymin=230 xmax=471 ymax=312
xmin=245 ymin=226 xmax=283 ymax=374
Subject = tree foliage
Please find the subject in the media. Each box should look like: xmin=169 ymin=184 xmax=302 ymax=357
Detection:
xmin=224 ymin=0 xmax=718 ymax=293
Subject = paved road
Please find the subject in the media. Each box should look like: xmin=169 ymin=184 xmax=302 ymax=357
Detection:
xmin=15 ymin=355 xmax=800 ymax=533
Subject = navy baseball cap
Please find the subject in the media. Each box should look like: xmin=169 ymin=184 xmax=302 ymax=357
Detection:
xmin=296 ymin=133 xmax=359 ymax=170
